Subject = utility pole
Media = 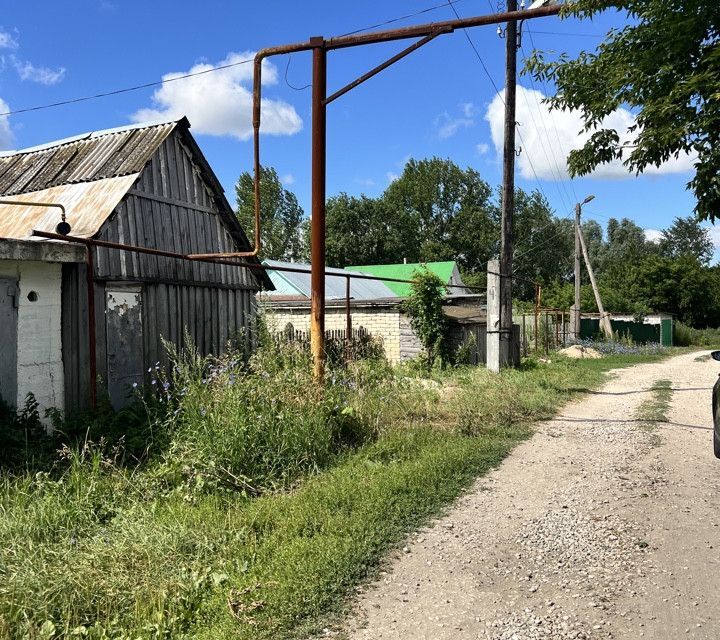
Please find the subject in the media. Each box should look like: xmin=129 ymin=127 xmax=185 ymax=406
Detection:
xmin=499 ymin=0 xmax=517 ymax=367
xmin=573 ymin=203 xmax=581 ymax=339
xmin=577 ymin=224 xmax=613 ymax=338
xmin=573 ymin=195 xmax=594 ymax=340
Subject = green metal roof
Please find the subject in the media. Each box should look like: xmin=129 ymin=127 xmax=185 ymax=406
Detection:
xmin=345 ymin=261 xmax=457 ymax=297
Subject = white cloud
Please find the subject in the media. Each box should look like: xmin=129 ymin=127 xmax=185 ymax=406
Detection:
xmin=132 ymin=52 xmax=302 ymax=140
xmin=644 ymin=228 xmax=663 ymax=243
xmin=706 ymin=226 xmax=720 ymax=249
xmin=386 ymin=171 xmax=399 ymax=183
xmin=485 ymin=85 xmax=696 ymax=180
xmin=280 ymin=173 xmax=295 ymax=186
xmin=0 ymin=97 xmax=12 ymax=149
xmin=355 ymin=177 xmax=375 ymax=187
xmin=476 ymin=142 xmax=489 ymax=156
xmin=13 ymin=58 xmax=65 ymax=85
xmin=435 ymin=102 xmax=476 ymax=140
xmin=0 ymin=29 xmax=18 ymax=50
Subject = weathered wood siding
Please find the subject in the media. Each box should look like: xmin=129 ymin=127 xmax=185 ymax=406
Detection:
xmin=63 ymin=131 xmax=262 ymax=410
xmin=142 ymin=283 xmax=254 ymax=369
xmin=93 ymin=133 xmax=256 ymax=290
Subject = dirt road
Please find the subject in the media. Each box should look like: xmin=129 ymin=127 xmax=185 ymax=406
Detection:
xmin=340 ymin=350 xmax=720 ymax=639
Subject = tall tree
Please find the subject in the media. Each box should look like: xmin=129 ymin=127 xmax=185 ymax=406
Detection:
xmin=512 ymin=189 xmax=573 ymax=298
xmin=526 ymin=0 xmax=720 ymax=221
xmin=383 ymin=158 xmax=497 ymax=270
xmin=235 ymin=167 xmax=307 ymax=261
xmin=660 ymin=216 xmax=714 ymax=264
xmin=324 ymin=193 xmax=414 ymax=267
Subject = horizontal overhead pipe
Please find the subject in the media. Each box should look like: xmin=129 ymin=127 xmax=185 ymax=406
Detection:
xmin=30 ymin=230 xmax=486 ymax=291
xmin=220 ymin=4 xmax=562 ymax=262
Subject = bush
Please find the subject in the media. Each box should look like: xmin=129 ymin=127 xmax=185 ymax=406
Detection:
xmin=673 ymin=321 xmax=720 ymax=347
xmin=154 ymin=341 xmax=389 ymax=495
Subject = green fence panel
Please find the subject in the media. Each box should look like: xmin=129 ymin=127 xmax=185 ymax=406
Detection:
xmin=579 ymin=318 xmax=664 ymax=344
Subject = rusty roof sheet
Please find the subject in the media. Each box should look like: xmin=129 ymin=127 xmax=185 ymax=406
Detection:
xmin=0 ymin=175 xmax=139 ymax=239
xmin=0 ymin=119 xmax=181 ymax=196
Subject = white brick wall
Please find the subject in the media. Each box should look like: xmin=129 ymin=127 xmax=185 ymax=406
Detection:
xmin=265 ymin=306 xmax=405 ymax=362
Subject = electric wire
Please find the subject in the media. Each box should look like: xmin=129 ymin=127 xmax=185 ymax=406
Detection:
xmin=0 ymin=56 xmax=255 ymax=117
xmin=284 ymin=54 xmax=311 ymax=91
xmin=447 ymin=0 xmax=578 ymax=266
xmin=337 ymin=0 xmax=472 ymax=37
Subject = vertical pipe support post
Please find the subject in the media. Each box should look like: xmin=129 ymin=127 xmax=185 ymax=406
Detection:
xmin=310 ymin=38 xmax=327 ymax=381
xmin=345 ymin=274 xmax=352 ymax=362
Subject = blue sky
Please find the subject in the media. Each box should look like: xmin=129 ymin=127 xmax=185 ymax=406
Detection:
xmin=1 ymin=0 xmax=714 ymax=257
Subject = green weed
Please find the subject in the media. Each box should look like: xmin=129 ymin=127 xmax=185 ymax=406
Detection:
xmin=0 ymin=345 xmax=676 ymax=639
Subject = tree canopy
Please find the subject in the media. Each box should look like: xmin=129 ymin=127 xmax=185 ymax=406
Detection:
xmin=235 ymin=167 xmax=307 ymax=261
xmin=526 ymin=0 xmax=720 ymax=221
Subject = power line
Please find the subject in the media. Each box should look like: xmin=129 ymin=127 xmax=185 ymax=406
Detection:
xmin=0 ymin=56 xmax=255 ymax=117
xmin=528 ymin=30 xmax=605 ymax=38
xmin=337 ymin=0 xmax=472 ymax=37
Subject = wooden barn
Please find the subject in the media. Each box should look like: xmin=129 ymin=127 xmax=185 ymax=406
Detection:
xmin=0 ymin=118 xmax=270 ymax=413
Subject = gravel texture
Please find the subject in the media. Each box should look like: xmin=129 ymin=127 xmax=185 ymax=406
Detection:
xmin=333 ymin=351 xmax=720 ymax=640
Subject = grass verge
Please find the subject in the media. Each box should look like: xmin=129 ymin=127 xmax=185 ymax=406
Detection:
xmin=0 ymin=349 xmax=676 ymax=639
xmin=634 ymin=378 xmax=673 ymax=446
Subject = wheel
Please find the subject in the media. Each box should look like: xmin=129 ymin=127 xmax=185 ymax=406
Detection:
xmin=714 ymin=427 xmax=720 ymax=459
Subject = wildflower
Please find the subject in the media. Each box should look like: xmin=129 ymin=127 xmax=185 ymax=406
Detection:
xmin=151 ymin=379 xmax=157 ymax=385
xmin=163 ymin=381 xmax=170 ymax=391
xmin=132 ymin=382 xmax=138 ymax=389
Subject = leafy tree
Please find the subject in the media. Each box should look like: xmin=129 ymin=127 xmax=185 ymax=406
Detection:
xmin=403 ymin=267 xmax=449 ymax=367
xmin=513 ymin=189 xmax=573 ymax=298
xmin=235 ymin=167 xmax=307 ymax=261
xmin=660 ymin=216 xmax=714 ymax=264
xmin=324 ymin=193 xmax=415 ymax=267
xmin=384 ymin=158 xmax=496 ymax=270
xmin=526 ymin=0 xmax=720 ymax=221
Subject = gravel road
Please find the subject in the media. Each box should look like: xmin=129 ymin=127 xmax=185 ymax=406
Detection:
xmin=337 ymin=350 xmax=720 ymax=640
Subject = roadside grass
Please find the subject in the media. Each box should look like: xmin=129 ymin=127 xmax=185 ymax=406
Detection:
xmin=0 ymin=348 xmax=679 ymax=640
xmin=634 ymin=378 xmax=673 ymax=446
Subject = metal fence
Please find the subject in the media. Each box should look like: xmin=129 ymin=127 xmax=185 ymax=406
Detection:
xmin=517 ymin=308 xmax=571 ymax=356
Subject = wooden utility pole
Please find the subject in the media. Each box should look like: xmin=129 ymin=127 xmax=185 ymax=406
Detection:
xmin=577 ymin=225 xmax=613 ymax=338
xmin=499 ymin=0 xmax=517 ymax=367
xmin=573 ymin=203 xmax=581 ymax=339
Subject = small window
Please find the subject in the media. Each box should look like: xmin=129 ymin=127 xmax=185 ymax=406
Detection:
xmin=26 ymin=291 xmax=38 ymax=302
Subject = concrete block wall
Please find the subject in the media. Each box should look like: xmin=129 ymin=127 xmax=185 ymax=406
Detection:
xmin=265 ymin=306 xmax=404 ymax=363
xmin=0 ymin=260 xmax=64 ymax=415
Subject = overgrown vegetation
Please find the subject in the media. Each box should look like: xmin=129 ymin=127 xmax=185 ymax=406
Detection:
xmin=403 ymin=267 xmax=449 ymax=368
xmin=0 ymin=345 xmax=673 ymax=639
xmin=634 ymin=378 xmax=673 ymax=446
xmin=673 ymin=321 xmax=720 ymax=347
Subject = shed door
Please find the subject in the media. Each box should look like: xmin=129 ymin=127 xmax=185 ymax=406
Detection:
xmin=106 ymin=286 xmax=143 ymax=410
xmin=0 ymin=278 xmax=18 ymax=408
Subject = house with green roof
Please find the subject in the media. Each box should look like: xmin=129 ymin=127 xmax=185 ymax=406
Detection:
xmin=344 ymin=261 xmax=469 ymax=297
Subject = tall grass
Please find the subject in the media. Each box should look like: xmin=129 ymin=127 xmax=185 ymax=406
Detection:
xmin=673 ymin=321 xmax=720 ymax=347
xmin=0 ymin=346 xmax=670 ymax=639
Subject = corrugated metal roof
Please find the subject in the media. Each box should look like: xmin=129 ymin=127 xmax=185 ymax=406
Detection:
xmin=263 ymin=260 xmax=398 ymax=300
xmin=0 ymin=119 xmax=181 ymax=196
xmin=0 ymin=175 xmax=139 ymax=239
xmin=345 ymin=261 xmax=460 ymax=297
